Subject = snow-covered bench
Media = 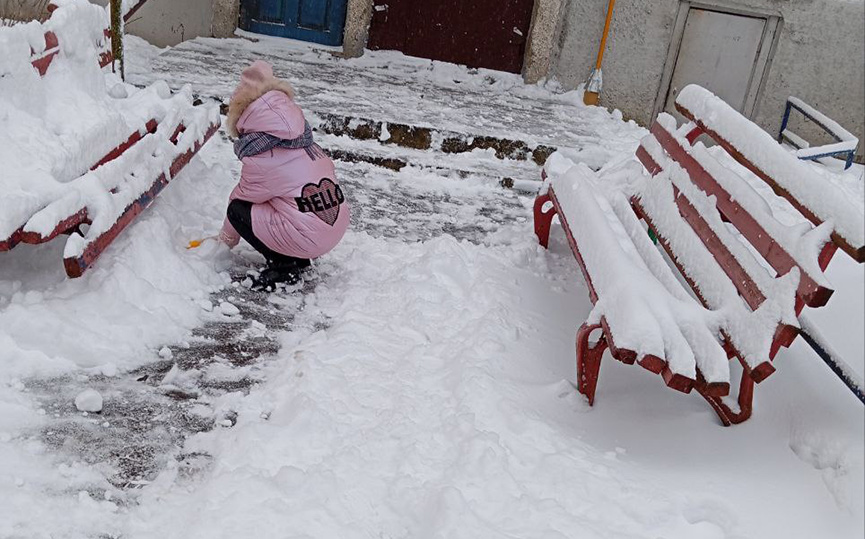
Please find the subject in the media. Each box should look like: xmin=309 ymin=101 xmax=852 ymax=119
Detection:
xmin=0 ymin=0 xmax=219 ymax=277
xmin=534 ymin=84 xmax=864 ymax=425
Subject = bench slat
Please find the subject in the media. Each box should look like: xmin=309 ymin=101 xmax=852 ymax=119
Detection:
xmin=639 ymin=132 xmax=804 ymax=329
xmin=651 ymin=118 xmax=835 ymax=308
xmin=64 ymin=122 xmax=219 ymax=277
xmin=631 ymin=151 xmax=800 ymax=381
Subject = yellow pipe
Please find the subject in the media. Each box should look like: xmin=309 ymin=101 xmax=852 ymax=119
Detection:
xmin=584 ymin=0 xmax=616 ymax=106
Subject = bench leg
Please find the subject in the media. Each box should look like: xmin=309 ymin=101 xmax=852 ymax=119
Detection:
xmin=576 ymin=323 xmax=607 ymax=405
xmin=698 ymin=368 xmax=754 ymax=426
xmin=534 ymin=192 xmax=556 ymax=248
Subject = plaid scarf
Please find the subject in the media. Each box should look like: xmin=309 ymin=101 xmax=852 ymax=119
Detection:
xmin=233 ymin=121 xmax=326 ymax=161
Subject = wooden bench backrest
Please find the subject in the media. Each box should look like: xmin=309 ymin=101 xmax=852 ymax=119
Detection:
xmin=632 ymin=85 xmax=864 ymax=383
xmin=629 ymin=85 xmax=864 ymax=380
xmin=675 ymin=85 xmax=865 ymax=264
xmin=639 ymin=119 xmax=835 ymax=315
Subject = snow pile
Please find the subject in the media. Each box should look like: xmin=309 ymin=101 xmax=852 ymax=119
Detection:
xmin=0 ymin=133 xmax=235 ymax=538
xmin=677 ymin=84 xmax=864 ymax=253
xmin=74 ymin=388 xmax=103 ymax=412
xmin=0 ymin=0 xmax=219 ymax=261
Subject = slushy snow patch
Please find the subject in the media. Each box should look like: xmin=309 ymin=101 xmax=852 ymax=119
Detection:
xmin=219 ymin=302 xmax=240 ymax=317
xmin=74 ymin=389 xmax=103 ymax=413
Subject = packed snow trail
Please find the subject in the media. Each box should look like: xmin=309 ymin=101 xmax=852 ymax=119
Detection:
xmin=0 ymin=35 xmax=862 ymax=539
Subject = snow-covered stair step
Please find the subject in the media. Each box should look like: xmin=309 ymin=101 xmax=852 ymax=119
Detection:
xmin=317 ymin=132 xmax=543 ymax=187
xmin=309 ymin=111 xmax=557 ymax=164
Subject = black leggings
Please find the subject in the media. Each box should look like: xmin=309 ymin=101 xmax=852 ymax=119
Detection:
xmin=227 ymin=199 xmax=310 ymax=267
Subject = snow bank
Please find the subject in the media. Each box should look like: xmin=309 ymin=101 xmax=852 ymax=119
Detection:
xmin=677 ymin=85 xmax=864 ymax=253
xmin=0 ymin=16 xmax=225 ymax=528
xmin=0 ymin=134 xmax=236 ymax=538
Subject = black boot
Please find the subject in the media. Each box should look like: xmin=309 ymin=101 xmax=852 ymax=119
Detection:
xmin=251 ymin=259 xmax=310 ymax=291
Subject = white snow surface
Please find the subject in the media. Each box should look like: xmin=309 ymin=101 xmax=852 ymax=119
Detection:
xmin=0 ymin=34 xmax=861 ymax=539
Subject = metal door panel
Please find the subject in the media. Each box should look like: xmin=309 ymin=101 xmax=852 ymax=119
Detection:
xmin=366 ymin=0 xmax=535 ymax=74
xmin=241 ymin=0 xmax=348 ymax=46
xmin=665 ymin=9 xmax=766 ymax=115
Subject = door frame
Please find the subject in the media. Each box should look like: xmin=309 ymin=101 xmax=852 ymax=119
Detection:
xmin=652 ymin=1 xmax=782 ymax=121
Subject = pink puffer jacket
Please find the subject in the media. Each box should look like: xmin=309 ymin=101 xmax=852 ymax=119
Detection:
xmin=220 ymin=90 xmax=349 ymax=259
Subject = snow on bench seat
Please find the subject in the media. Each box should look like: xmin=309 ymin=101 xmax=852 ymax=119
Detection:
xmin=676 ymin=84 xmax=865 ymax=262
xmin=635 ymin=134 xmax=800 ymax=381
xmin=542 ymin=160 xmax=732 ymax=396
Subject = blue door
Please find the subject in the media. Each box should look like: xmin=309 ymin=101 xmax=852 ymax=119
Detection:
xmin=240 ymin=0 xmax=348 ymax=46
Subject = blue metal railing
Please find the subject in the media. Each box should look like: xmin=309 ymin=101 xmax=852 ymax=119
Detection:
xmin=778 ymin=97 xmax=858 ymax=170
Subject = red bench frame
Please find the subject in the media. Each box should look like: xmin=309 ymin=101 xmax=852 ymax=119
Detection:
xmin=534 ymin=101 xmax=860 ymax=425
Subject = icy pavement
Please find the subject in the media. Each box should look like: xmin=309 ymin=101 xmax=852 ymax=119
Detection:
xmin=0 ymin=34 xmax=862 ymax=539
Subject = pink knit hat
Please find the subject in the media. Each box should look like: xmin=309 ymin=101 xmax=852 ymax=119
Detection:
xmin=232 ymin=60 xmax=275 ymax=101
xmin=227 ymin=60 xmax=296 ymax=137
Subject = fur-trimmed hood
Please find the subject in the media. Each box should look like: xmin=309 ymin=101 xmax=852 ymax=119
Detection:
xmin=227 ymin=78 xmax=296 ymax=138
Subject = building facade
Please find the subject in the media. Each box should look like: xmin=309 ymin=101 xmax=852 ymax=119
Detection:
xmin=551 ymin=0 xmax=865 ymax=162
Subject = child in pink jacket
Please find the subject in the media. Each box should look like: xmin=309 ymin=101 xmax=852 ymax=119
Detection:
xmin=219 ymin=60 xmax=349 ymax=289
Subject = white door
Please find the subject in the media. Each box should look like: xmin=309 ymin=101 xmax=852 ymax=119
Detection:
xmin=665 ymin=9 xmax=766 ymax=116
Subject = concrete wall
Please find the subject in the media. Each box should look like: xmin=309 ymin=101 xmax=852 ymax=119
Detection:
xmin=100 ymin=0 xmax=215 ymax=46
xmin=2 ymin=1 xmax=219 ymax=45
xmin=212 ymin=0 xmax=239 ymax=39
xmin=552 ymin=0 xmax=865 ymax=161
xmin=342 ymin=0 xmax=372 ymax=57
xmin=523 ymin=0 xmax=566 ymax=83
xmin=0 ymin=0 xmax=52 ymax=20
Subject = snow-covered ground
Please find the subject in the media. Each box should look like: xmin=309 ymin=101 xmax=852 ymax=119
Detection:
xmin=0 ymin=30 xmax=862 ymax=539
